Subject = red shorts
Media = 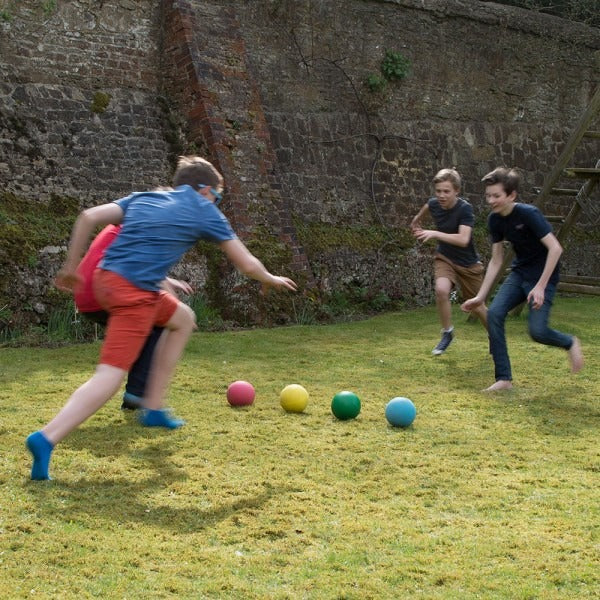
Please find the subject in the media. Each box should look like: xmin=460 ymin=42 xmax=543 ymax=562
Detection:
xmin=93 ymin=269 xmax=179 ymax=370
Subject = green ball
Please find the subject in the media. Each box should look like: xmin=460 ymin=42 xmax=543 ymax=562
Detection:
xmin=331 ymin=391 xmax=361 ymax=420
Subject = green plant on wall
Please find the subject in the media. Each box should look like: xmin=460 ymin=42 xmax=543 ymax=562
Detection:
xmin=366 ymin=73 xmax=387 ymax=93
xmin=91 ymin=91 xmax=111 ymax=114
xmin=41 ymin=0 xmax=57 ymax=16
xmin=366 ymin=49 xmax=411 ymax=93
xmin=381 ymin=50 xmax=411 ymax=81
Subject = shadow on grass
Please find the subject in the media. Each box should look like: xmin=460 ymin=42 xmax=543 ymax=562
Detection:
xmin=428 ymin=352 xmax=493 ymax=391
xmin=425 ymin=351 xmax=598 ymax=436
xmin=24 ymin=423 xmax=289 ymax=534
xmin=33 ymin=484 xmax=283 ymax=534
xmin=518 ymin=384 xmax=600 ymax=436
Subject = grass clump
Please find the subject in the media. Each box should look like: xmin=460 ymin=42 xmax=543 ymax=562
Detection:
xmin=1 ymin=297 xmax=598 ymax=598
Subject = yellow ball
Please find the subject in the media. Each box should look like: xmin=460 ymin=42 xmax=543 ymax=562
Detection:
xmin=280 ymin=384 xmax=309 ymax=413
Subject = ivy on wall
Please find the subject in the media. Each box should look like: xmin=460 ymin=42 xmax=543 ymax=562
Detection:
xmin=366 ymin=50 xmax=411 ymax=94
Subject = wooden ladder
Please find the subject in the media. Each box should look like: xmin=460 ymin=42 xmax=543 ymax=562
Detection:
xmin=487 ymin=86 xmax=600 ymax=309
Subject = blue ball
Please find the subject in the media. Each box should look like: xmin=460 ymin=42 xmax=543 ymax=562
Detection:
xmin=385 ymin=397 xmax=416 ymax=428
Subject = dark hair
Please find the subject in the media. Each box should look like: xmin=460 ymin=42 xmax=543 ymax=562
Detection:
xmin=481 ymin=167 xmax=520 ymax=196
xmin=172 ymin=156 xmax=224 ymax=191
xmin=433 ymin=168 xmax=461 ymax=191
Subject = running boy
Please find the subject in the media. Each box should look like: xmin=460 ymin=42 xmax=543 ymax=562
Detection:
xmin=75 ymin=223 xmax=192 ymax=410
xmin=411 ymin=168 xmax=487 ymax=355
xmin=26 ymin=156 xmax=297 ymax=480
xmin=461 ymin=167 xmax=583 ymax=391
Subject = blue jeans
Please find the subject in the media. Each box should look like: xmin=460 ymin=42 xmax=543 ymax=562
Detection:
xmin=125 ymin=326 xmax=163 ymax=397
xmin=487 ymin=272 xmax=573 ymax=381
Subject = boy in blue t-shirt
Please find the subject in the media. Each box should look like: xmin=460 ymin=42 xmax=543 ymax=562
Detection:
xmin=461 ymin=167 xmax=583 ymax=391
xmin=26 ymin=156 xmax=297 ymax=480
xmin=411 ymin=168 xmax=487 ymax=355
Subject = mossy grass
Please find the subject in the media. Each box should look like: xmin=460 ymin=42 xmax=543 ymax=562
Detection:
xmin=1 ymin=297 xmax=598 ymax=598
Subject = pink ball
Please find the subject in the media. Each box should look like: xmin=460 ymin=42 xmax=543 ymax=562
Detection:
xmin=226 ymin=380 xmax=255 ymax=407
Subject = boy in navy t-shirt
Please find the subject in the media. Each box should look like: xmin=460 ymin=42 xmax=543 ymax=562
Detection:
xmin=411 ymin=168 xmax=487 ymax=355
xmin=26 ymin=156 xmax=297 ymax=480
xmin=461 ymin=167 xmax=583 ymax=391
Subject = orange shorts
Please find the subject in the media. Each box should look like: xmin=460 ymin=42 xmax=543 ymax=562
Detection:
xmin=93 ymin=269 xmax=179 ymax=370
xmin=434 ymin=253 xmax=484 ymax=301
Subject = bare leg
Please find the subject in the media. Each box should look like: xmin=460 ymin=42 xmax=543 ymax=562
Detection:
xmin=28 ymin=364 xmax=126 ymax=479
xmin=42 ymin=364 xmax=126 ymax=444
xmin=142 ymin=303 xmax=196 ymax=411
xmin=568 ymin=337 xmax=584 ymax=373
xmin=435 ymin=277 xmax=453 ymax=330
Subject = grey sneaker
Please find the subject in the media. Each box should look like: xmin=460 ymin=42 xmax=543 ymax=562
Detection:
xmin=121 ymin=391 xmax=143 ymax=411
xmin=432 ymin=329 xmax=454 ymax=355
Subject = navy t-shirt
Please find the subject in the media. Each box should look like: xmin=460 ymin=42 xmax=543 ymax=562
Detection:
xmin=427 ymin=197 xmax=480 ymax=267
xmin=488 ymin=203 xmax=558 ymax=285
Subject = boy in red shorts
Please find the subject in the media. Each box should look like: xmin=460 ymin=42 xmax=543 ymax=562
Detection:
xmin=26 ymin=156 xmax=297 ymax=480
xmin=75 ymin=223 xmax=192 ymax=410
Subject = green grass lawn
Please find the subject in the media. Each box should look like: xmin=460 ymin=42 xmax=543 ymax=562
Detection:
xmin=1 ymin=297 xmax=598 ymax=599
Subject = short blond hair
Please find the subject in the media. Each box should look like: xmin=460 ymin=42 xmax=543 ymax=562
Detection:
xmin=433 ymin=168 xmax=461 ymax=191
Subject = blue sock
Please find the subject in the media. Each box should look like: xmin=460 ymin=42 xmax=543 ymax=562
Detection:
xmin=139 ymin=409 xmax=185 ymax=429
xmin=26 ymin=431 xmax=54 ymax=480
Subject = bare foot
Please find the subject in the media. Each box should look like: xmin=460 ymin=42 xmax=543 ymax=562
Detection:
xmin=483 ymin=380 xmax=513 ymax=392
xmin=568 ymin=336 xmax=584 ymax=373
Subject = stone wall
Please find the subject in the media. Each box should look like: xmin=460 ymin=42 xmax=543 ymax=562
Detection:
xmin=230 ymin=0 xmax=600 ymax=292
xmin=0 ymin=0 xmax=170 ymax=200
xmin=0 ymin=1 xmax=177 ymax=327
xmin=0 ymin=0 xmax=599 ymax=330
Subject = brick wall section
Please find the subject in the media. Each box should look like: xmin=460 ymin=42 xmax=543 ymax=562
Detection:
xmin=162 ymin=0 xmax=313 ymax=279
xmin=0 ymin=1 xmax=174 ymax=322
xmin=231 ymin=0 xmax=600 ymax=291
xmin=0 ymin=1 xmax=171 ymax=202
xmin=232 ymin=0 xmax=600 ymax=223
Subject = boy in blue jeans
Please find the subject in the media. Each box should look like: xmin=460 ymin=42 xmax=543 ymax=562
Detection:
xmin=461 ymin=167 xmax=583 ymax=391
xmin=26 ymin=156 xmax=297 ymax=479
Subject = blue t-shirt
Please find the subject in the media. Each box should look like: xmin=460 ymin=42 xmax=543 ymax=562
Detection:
xmin=101 ymin=185 xmax=236 ymax=290
xmin=488 ymin=203 xmax=558 ymax=285
xmin=427 ymin=197 xmax=480 ymax=267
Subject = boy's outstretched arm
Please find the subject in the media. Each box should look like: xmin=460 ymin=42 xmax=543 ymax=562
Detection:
xmin=55 ymin=203 xmax=124 ymax=292
xmin=219 ymin=239 xmax=297 ymax=293
xmin=414 ymin=223 xmax=473 ymax=248
xmin=461 ymin=242 xmax=504 ymax=312
xmin=410 ymin=203 xmax=429 ymax=231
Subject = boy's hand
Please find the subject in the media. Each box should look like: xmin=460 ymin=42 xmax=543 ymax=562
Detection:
xmin=461 ymin=296 xmax=483 ymax=313
xmin=260 ymin=276 xmax=297 ymax=295
xmin=164 ymin=278 xmax=193 ymax=296
xmin=55 ymin=269 xmax=83 ymax=293
xmin=527 ymin=285 xmax=545 ymax=310
xmin=413 ymin=228 xmax=437 ymax=243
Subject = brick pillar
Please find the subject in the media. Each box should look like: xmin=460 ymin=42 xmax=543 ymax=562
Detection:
xmin=161 ymin=0 xmax=313 ymax=280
